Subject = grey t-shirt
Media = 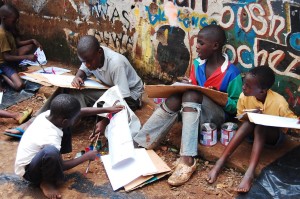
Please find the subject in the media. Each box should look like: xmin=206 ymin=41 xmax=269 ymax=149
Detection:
xmin=79 ymin=46 xmax=143 ymax=100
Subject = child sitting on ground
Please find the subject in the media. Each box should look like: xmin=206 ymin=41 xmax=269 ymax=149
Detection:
xmin=133 ymin=24 xmax=242 ymax=186
xmin=15 ymin=94 xmax=123 ymax=199
xmin=0 ymin=4 xmax=42 ymax=91
xmin=207 ymin=65 xmax=299 ymax=192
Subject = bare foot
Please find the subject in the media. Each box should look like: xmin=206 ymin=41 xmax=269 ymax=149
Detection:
xmin=206 ymin=160 xmax=223 ymax=184
xmin=40 ymin=181 xmax=62 ymax=199
xmin=5 ymin=120 xmax=33 ymax=134
xmin=234 ymin=174 xmax=254 ymax=193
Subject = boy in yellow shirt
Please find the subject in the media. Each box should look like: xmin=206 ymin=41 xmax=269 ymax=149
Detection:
xmin=207 ymin=65 xmax=298 ymax=192
xmin=0 ymin=4 xmax=41 ymax=91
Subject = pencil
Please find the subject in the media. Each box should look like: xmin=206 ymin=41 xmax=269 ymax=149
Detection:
xmin=85 ymin=160 xmax=91 ymax=174
xmin=243 ymin=108 xmax=263 ymax=112
xmin=36 ymin=59 xmax=47 ymax=73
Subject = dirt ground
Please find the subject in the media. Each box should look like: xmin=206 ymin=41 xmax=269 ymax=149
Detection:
xmin=0 ymin=61 xmax=246 ymax=199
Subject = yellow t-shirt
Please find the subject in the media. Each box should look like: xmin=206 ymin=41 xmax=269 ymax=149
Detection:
xmin=0 ymin=27 xmax=16 ymax=64
xmin=237 ymin=89 xmax=297 ymax=118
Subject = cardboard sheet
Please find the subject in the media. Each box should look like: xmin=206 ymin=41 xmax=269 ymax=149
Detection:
xmin=145 ymin=83 xmax=228 ymax=106
xmin=101 ymin=148 xmax=158 ymax=191
xmin=124 ymin=150 xmax=171 ymax=191
xmin=247 ymin=112 xmax=300 ymax=129
xmin=21 ymin=73 xmax=108 ymax=89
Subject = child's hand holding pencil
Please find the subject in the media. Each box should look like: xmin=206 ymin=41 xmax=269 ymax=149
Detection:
xmin=243 ymin=108 xmax=263 ymax=114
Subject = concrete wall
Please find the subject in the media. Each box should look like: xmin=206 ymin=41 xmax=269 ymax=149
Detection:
xmin=12 ymin=0 xmax=300 ymax=115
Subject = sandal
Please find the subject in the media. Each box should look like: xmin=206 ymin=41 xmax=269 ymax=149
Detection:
xmin=18 ymin=108 xmax=33 ymax=124
xmin=4 ymin=127 xmax=25 ymax=139
xmin=167 ymin=158 xmax=197 ymax=186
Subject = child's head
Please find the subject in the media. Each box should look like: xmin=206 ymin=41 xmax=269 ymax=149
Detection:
xmin=242 ymin=65 xmax=275 ymax=100
xmin=77 ymin=35 xmax=104 ymax=70
xmin=49 ymin=94 xmax=81 ymax=128
xmin=196 ymin=24 xmax=226 ymax=60
xmin=0 ymin=4 xmax=19 ymax=30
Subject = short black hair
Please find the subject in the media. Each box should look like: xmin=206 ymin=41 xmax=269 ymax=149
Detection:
xmin=49 ymin=94 xmax=81 ymax=119
xmin=248 ymin=65 xmax=275 ymax=90
xmin=0 ymin=4 xmax=19 ymax=18
xmin=77 ymin=35 xmax=100 ymax=55
xmin=199 ymin=24 xmax=226 ymax=47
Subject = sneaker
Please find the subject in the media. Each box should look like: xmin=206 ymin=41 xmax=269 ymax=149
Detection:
xmin=167 ymin=158 xmax=197 ymax=186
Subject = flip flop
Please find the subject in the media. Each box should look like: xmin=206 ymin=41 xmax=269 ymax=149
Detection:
xmin=3 ymin=127 xmax=25 ymax=139
xmin=18 ymin=108 xmax=33 ymax=124
xmin=3 ymin=132 xmax=23 ymax=138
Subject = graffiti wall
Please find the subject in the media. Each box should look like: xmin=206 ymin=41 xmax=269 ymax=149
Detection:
xmin=12 ymin=0 xmax=300 ymax=114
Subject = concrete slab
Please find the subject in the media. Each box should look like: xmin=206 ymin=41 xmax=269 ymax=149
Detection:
xmin=138 ymin=94 xmax=300 ymax=176
xmin=198 ymin=138 xmax=300 ymax=176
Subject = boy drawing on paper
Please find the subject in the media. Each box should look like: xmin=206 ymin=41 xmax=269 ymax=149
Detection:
xmin=15 ymin=94 xmax=123 ymax=199
xmin=207 ymin=65 xmax=299 ymax=192
xmin=134 ymin=25 xmax=243 ymax=186
xmin=0 ymin=4 xmax=42 ymax=91
xmin=6 ymin=35 xmax=143 ymax=135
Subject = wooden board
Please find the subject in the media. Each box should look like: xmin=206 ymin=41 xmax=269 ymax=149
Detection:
xmin=145 ymin=84 xmax=228 ymax=106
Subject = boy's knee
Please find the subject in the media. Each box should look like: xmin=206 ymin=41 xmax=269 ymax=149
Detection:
xmin=42 ymin=145 xmax=60 ymax=160
xmin=182 ymin=90 xmax=203 ymax=103
xmin=14 ymin=82 xmax=24 ymax=91
xmin=165 ymin=94 xmax=182 ymax=111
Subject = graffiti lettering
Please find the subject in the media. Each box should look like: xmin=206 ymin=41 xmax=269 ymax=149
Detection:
xmin=220 ymin=2 xmax=286 ymax=44
xmin=146 ymin=6 xmax=167 ymax=25
xmin=95 ymin=30 xmax=134 ymax=51
xmin=174 ymin=0 xmax=196 ymax=10
xmin=147 ymin=6 xmax=215 ymax=29
xmin=90 ymin=2 xmax=109 ymax=18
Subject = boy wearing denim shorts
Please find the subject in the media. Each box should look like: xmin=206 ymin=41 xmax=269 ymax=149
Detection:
xmin=0 ymin=4 xmax=41 ymax=91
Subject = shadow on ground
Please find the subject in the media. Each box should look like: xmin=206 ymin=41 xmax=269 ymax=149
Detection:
xmin=0 ymin=172 xmax=145 ymax=199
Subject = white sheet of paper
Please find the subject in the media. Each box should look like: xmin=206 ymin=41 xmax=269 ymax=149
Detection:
xmin=101 ymin=148 xmax=157 ymax=191
xmin=20 ymin=48 xmax=47 ymax=66
xmin=40 ymin=74 xmax=107 ymax=89
xmin=107 ymin=109 xmax=135 ymax=168
xmin=93 ymin=86 xmax=141 ymax=139
xmin=0 ymin=91 xmax=3 ymax=104
xmin=34 ymin=66 xmax=71 ymax=75
xmin=247 ymin=112 xmax=300 ymax=129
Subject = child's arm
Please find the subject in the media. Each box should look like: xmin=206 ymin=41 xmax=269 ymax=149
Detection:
xmin=71 ymin=70 xmax=88 ymax=89
xmin=79 ymin=105 xmax=124 ymax=118
xmin=15 ymin=38 xmax=42 ymax=49
xmin=62 ymin=150 xmax=97 ymax=171
xmin=89 ymin=118 xmax=110 ymax=142
xmin=2 ymin=51 xmax=36 ymax=62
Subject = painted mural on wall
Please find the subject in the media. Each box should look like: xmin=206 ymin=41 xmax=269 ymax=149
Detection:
xmin=18 ymin=0 xmax=300 ymax=114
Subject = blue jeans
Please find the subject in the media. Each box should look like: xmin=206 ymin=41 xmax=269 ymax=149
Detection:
xmin=134 ymin=96 xmax=225 ymax=156
xmin=23 ymin=145 xmax=64 ymax=185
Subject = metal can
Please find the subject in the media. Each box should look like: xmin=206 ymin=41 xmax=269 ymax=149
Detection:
xmin=153 ymin=98 xmax=166 ymax=104
xmin=199 ymin=123 xmax=217 ymax=146
xmin=220 ymin=122 xmax=238 ymax=146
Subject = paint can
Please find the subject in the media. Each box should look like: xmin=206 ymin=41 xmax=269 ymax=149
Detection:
xmin=153 ymin=98 xmax=166 ymax=104
xmin=199 ymin=123 xmax=217 ymax=146
xmin=220 ymin=122 xmax=238 ymax=146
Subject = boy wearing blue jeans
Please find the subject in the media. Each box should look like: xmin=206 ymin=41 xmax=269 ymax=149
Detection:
xmin=134 ymin=25 xmax=243 ymax=186
xmin=207 ymin=65 xmax=299 ymax=192
xmin=15 ymin=94 xmax=123 ymax=199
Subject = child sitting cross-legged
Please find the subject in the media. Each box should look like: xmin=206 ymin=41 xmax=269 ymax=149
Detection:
xmin=15 ymin=94 xmax=123 ymax=199
xmin=207 ymin=65 xmax=299 ymax=193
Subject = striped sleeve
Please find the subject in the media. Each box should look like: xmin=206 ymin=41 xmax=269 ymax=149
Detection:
xmin=224 ymin=74 xmax=243 ymax=115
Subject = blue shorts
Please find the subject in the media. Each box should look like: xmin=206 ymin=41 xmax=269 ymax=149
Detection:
xmin=0 ymin=63 xmax=17 ymax=78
